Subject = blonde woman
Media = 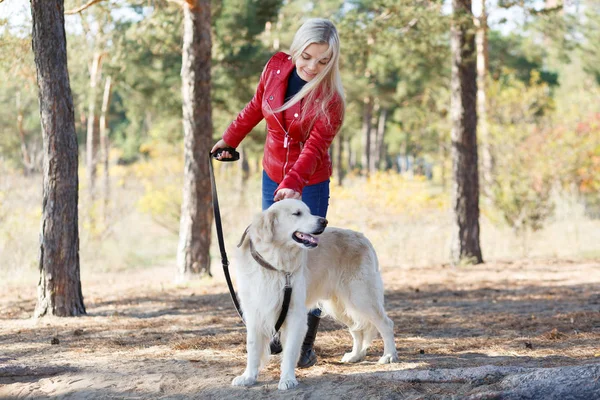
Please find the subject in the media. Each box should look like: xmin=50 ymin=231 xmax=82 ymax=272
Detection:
xmin=211 ymin=18 xmax=345 ymax=368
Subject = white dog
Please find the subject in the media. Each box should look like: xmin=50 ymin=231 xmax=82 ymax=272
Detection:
xmin=232 ymin=199 xmax=398 ymax=390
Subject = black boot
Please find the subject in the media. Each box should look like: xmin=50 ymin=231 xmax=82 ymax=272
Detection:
xmin=297 ymin=313 xmax=320 ymax=368
xmin=270 ymin=334 xmax=282 ymax=354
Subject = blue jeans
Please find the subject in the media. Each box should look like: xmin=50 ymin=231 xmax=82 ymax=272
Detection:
xmin=262 ymin=170 xmax=329 ymax=318
xmin=261 ymin=171 xmax=330 ymax=218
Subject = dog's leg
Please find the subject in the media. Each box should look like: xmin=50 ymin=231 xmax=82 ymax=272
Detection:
xmin=278 ymin=313 xmax=308 ymax=390
xmin=232 ymin=322 xmax=268 ymax=387
xmin=370 ymin=313 xmax=399 ymax=364
xmin=341 ymin=329 xmax=366 ymax=363
xmin=344 ymin=282 xmax=399 ymax=364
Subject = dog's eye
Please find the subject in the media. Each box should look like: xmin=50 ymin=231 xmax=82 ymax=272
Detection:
xmin=292 ymin=211 xmax=302 ymax=217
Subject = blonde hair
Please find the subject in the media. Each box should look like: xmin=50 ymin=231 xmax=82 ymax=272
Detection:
xmin=274 ymin=18 xmax=345 ymax=127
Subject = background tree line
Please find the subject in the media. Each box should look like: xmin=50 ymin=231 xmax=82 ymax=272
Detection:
xmin=1 ymin=0 xmax=599 ymax=316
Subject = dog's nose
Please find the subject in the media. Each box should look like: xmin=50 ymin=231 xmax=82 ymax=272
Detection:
xmin=318 ymin=218 xmax=328 ymax=227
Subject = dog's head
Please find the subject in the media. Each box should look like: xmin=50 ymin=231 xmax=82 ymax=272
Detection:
xmin=252 ymin=199 xmax=327 ymax=248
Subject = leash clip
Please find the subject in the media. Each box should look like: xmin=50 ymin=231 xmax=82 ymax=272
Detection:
xmin=284 ymin=273 xmax=292 ymax=288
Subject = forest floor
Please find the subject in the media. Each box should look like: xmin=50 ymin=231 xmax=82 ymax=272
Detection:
xmin=1 ymin=258 xmax=600 ymax=399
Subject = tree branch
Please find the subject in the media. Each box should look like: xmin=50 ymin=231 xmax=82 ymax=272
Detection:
xmin=65 ymin=0 xmax=107 ymax=15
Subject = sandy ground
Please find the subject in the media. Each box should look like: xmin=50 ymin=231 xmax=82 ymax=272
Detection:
xmin=1 ymin=258 xmax=600 ymax=399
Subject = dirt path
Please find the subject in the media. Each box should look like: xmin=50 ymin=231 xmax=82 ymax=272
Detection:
xmin=1 ymin=259 xmax=599 ymax=399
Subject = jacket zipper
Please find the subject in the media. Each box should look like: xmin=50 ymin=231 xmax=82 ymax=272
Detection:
xmin=266 ymin=101 xmax=297 ymax=178
xmin=282 ymin=119 xmax=296 ymax=177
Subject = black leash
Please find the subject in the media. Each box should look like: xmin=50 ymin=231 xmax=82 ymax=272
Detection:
xmin=209 ymin=148 xmax=292 ymax=333
xmin=275 ymin=274 xmax=292 ymax=332
xmin=209 ymin=147 xmax=244 ymax=322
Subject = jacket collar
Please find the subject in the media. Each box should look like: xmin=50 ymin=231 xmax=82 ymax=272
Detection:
xmin=265 ymin=56 xmax=297 ymax=128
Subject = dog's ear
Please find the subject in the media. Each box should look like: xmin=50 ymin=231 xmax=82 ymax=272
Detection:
xmin=253 ymin=209 xmax=277 ymax=243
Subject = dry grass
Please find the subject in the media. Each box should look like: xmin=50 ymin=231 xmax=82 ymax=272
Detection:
xmin=1 ymin=161 xmax=600 ymax=284
xmin=1 ymin=259 xmax=599 ymax=398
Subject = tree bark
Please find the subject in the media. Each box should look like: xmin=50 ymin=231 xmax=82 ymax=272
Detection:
xmin=99 ymin=76 xmax=112 ymax=221
xmin=334 ymin=132 xmax=344 ymax=185
xmin=347 ymin=135 xmax=355 ymax=172
xmin=16 ymin=91 xmax=34 ymax=176
xmin=240 ymin=146 xmax=250 ymax=182
xmin=451 ymin=0 xmax=483 ymax=265
xmin=368 ymin=101 xmax=380 ymax=173
xmin=31 ymin=0 xmax=86 ymax=317
xmin=361 ymin=95 xmax=373 ymax=176
xmin=239 ymin=146 xmax=249 ymax=206
xmin=475 ymin=0 xmax=493 ymax=201
xmin=375 ymin=108 xmax=387 ymax=170
xmin=86 ymin=52 xmax=103 ymax=201
xmin=177 ymin=0 xmax=213 ymax=279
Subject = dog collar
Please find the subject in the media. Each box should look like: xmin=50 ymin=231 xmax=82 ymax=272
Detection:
xmin=248 ymin=239 xmax=279 ymax=272
xmin=238 ymin=225 xmax=281 ymax=273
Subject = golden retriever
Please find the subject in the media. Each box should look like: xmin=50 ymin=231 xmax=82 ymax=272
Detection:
xmin=232 ymin=199 xmax=398 ymax=390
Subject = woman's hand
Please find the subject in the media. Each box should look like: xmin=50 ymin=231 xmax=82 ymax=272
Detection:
xmin=211 ymin=139 xmax=233 ymax=160
xmin=274 ymin=188 xmax=302 ymax=202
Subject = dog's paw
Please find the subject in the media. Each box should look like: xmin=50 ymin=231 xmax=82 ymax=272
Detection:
xmin=232 ymin=374 xmax=256 ymax=387
xmin=341 ymin=351 xmax=365 ymax=363
xmin=278 ymin=378 xmax=299 ymax=390
xmin=378 ymin=353 xmax=399 ymax=364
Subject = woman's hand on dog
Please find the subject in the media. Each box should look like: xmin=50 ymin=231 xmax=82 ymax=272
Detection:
xmin=274 ymin=188 xmax=301 ymax=202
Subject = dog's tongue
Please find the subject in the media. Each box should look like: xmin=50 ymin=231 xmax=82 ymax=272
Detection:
xmin=296 ymin=232 xmax=319 ymax=245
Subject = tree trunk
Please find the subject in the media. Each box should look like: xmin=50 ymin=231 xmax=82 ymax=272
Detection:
xmin=177 ymin=0 xmax=213 ymax=279
xmin=375 ymin=108 xmax=387 ymax=170
xmin=440 ymin=140 xmax=448 ymax=191
xmin=31 ymin=0 xmax=86 ymax=317
xmin=475 ymin=0 xmax=493 ymax=201
xmin=16 ymin=91 xmax=34 ymax=176
xmin=361 ymin=95 xmax=373 ymax=176
xmin=347 ymin=135 xmax=355 ymax=172
xmin=334 ymin=132 xmax=344 ymax=185
xmin=239 ymin=146 xmax=249 ymax=206
xmin=451 ymin=0 xmax=483 ymax=265
xmin=240 ymin=146 xmax=250 ymax=182
xmin=368 ymin=101 xmax=380 ymax=173
xmin=99 ymin=76 xmax=112 ymax=221
xmin=86 ymin=51 xmax=103 ymax=201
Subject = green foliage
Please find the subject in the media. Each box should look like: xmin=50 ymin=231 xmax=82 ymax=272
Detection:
xmin=336 ymin=1 xmax=450 ymax=161
xmin=544 ymin=111 xmax=600 ymax=217
xmin=488 ymin=31 xmax=558 ymax=86
xmin=579 ymin=4 xmax=600 ymax=84
xmin=108 ymin=6 xmax=184 ymax=162
xmin=2 ymin=0 xmax=600 ymax=237
xmin=487 ymin=71 xmax=556 ymax=233
xmin=134 ymin=143 xmax=183 ymax=233
xmin=0 ymin=18 xmax=41 ymax=169
xmin=489 ymin=127 xmax=555 ymax=233
xmin=211 ymin=0 xmax=284 ymax=141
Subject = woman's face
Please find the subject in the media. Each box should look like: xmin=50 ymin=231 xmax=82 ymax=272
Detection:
xmin=295 ymin=43 xmax=330 ymax=82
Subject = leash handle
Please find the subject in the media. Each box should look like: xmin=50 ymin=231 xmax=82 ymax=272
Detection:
xmin=209 ymin=152 xmax=244 ymax=323
xmin=211 ymin=147 xmax=240 ymax=162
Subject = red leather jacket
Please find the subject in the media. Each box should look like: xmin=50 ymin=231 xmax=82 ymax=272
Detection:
xmin=222 ymin=52 xmax=343 ymax=195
